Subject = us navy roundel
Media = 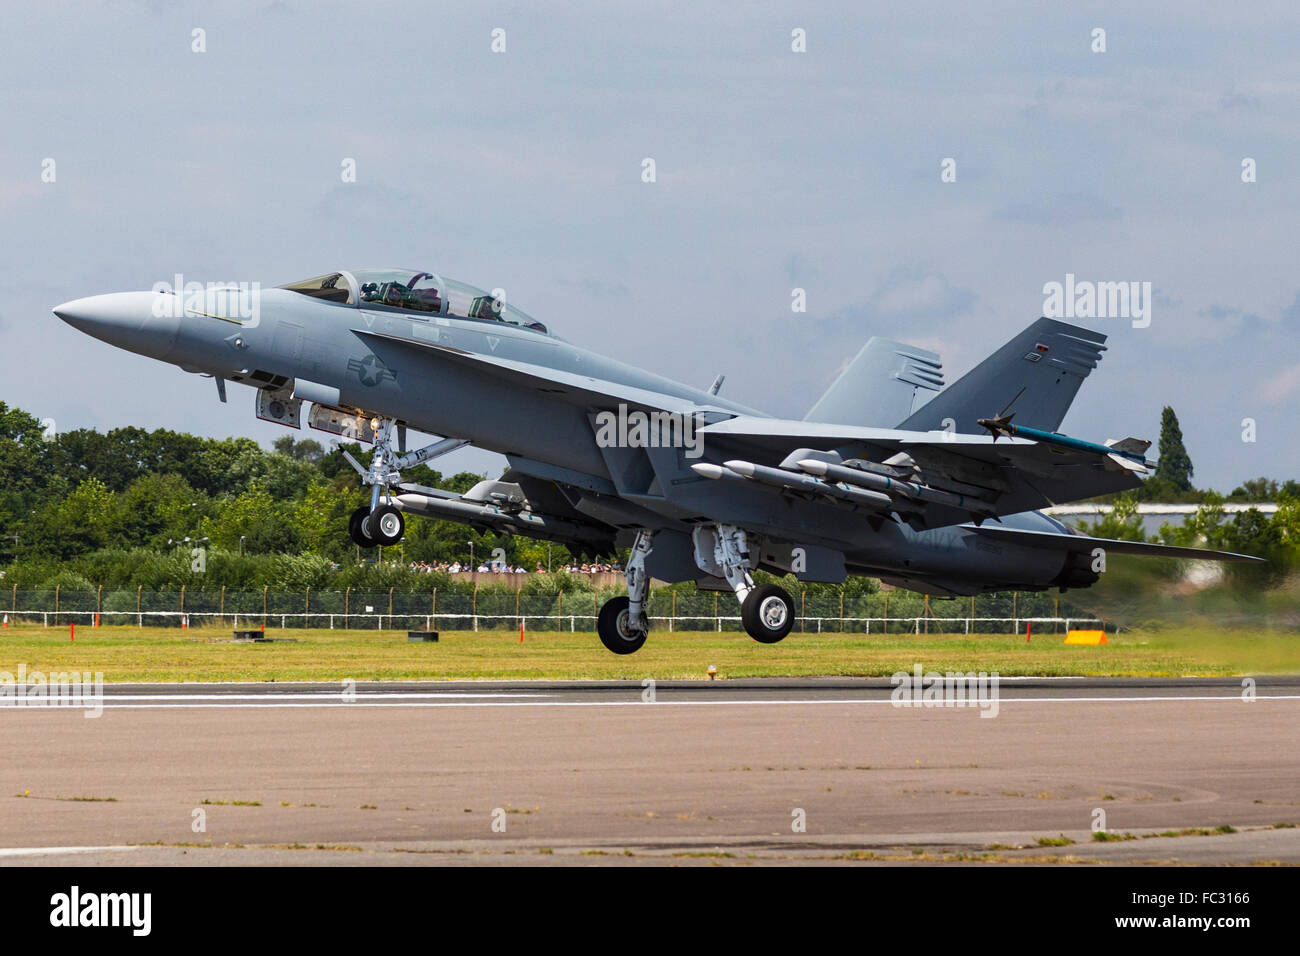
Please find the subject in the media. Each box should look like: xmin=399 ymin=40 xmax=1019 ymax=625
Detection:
xmin=348 ymin=354 xmax=396 ymax=387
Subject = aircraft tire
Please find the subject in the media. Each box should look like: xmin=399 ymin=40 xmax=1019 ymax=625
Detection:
xmin=366 ymin=505 xmax=404 ymax=546
xmin=597 ymin=596 xmax=647 ymax=654
xmin=348 ymin=506 xmax=374 ymax=547
xmin=741 ymin=584 xmax=795 ymax=643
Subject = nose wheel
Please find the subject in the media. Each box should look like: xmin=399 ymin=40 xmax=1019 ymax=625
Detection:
xmin=349 ymin=504 xmax=403 ymax=547
xmin=339 ymin=416 xmax=466 ymax=551
xmin=367 ymin=505 xmax=404 ymax=545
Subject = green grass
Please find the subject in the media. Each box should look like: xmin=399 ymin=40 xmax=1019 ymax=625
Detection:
xmin=1035 ymin=835 xmax=1075 ymax=847
xmin=0 ymin=623 xmax=1295 ymax=682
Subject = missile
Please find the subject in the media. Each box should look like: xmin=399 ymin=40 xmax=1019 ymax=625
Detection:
xmin=720 ymin=460 xmax=893 ymax=511
xmin=976 ymin=415 xmax=1153 ymax=470
xmin=690 ymin=462 xmax=747 ymax=483
xmin=796 ymin=459 xmax=987 ymax=512
xmin=796 ymin=459 xmax=917 ymax=499
xmin=393 ymin=493 xmax=597 ymax=542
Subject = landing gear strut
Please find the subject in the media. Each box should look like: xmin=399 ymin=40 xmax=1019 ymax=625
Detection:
xmin=597 ymin=529 xmax=653 ymax=654
xmin=342 ymin=417 xmax=466 ymax=549
xmin=694 ymin=524 xmax=795 ymax=644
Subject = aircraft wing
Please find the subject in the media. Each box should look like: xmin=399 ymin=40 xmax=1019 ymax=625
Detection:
xmin=968 ymin=525 xmax=1265 ymax=563
xmin=359 ymin=330 xmax=1141 ymax=530
xmin=697 ymin=416 xmax=1145 ymax=528
xmin=354 ymin=329 xmax=737 ymax=419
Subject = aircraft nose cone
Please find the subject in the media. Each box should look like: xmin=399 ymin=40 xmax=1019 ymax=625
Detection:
xmin=53 ymin=291 xmax=180 ymax=359
xmin=54 ymin=292 xmax=149 ymax=332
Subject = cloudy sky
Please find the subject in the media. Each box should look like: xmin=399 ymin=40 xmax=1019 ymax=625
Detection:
xmin=3 ymin=1 xmax=1297 ymax=490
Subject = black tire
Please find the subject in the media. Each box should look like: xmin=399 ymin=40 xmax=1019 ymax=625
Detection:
xmin=366 ymin=505 xmax=404 ymax=546
xmin=349 ymin=506 xmax=374 ymax=547
xmin=741 ymin=584 xmax=795 ymax=643
xmin=597 ymin=596 xmax=647 ymax=654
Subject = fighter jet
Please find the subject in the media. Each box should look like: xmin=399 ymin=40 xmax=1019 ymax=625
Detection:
xmin=54 ymin=268 xmax=1259 ymax=653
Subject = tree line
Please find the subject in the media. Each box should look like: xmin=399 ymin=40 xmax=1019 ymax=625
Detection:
xmin=2 ymin=400 xmax=1295 ymax=595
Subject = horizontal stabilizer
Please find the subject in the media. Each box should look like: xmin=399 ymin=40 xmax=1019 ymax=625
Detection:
xmin=900 ymin=317 xmax=1107 ymax=434
xmin=970 ymin=525 xmax=1264 ymax=563
xmin=805 ymin=339 xmax=943 ymax=428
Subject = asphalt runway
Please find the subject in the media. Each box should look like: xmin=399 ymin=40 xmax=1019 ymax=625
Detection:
xmin=2 ymin=677 xmax=1299 ymax=865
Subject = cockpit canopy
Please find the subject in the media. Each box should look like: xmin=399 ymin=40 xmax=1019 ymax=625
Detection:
xmin=279 ymin=269 xmax=548 ymax=334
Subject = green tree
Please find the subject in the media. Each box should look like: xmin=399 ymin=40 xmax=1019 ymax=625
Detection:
xmin=0 ymin=401 xmax=63 ymax=554
xmin=32 ymin=477 xmax=116 ymax=557
xmin=1153 ymin=406 xmax=1194 ymax=492
xmin=294 ymin=478 xmax=363 ymax=558
xmin=1161 ymin=490 xmax=1228 ymax=548
xmin=112 ymin=474 xmax=208 ymax=549
xmin=1080 ymin=490 xmax=1146 ymax=542
xmin=273 ymin=434 xmax=325 ymax=463
xmin=1273 ymin=490 xmax=1300 ymax=552
xmin=1228 ymin=477 xmax=1279 ymax=501
xmin=210 ymin=487 xmax=301 ymax=554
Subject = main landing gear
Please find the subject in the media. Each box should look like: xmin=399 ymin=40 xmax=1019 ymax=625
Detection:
xmin=740 ymin=583 xmax=796 ymax=644
xmin=595 ymin=524 xmax=796 ymax=655
xmin=597 ymin=529 xmax=652 ymax=654
xmin=343 ymin=416 xmax=467 ymax=549
xmin=696 ymin=524 xmax=795 ymax=645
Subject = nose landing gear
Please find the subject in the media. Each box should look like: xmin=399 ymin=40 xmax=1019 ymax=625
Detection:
xmin=349 ymin=504 xmax=404 ymax=547
xmin=342 ymin=416 xmax=466 ymax=549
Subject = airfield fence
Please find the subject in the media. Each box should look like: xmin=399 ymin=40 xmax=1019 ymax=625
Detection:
xmin=1 ymin=587 xmax=1108 ymax=635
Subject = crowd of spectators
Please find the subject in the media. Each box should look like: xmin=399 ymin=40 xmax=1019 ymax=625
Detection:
xmin=407 ymin=560 xmax=622 ymax=575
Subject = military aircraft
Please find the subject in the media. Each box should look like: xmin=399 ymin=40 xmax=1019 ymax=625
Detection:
xmin=54 ymin=268 xmax=1259 ymax=653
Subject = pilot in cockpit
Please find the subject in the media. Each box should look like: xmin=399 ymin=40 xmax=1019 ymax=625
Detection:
xmin=360 ymin=277 xmax=443 ymax=314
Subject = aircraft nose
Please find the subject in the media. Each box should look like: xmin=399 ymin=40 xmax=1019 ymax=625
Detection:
xmin=53 ymin=291 xmax=181 ymax=359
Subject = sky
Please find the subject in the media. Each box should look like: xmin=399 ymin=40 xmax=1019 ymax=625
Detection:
xmin=2 ymin=1 xmax=1298 ymax=491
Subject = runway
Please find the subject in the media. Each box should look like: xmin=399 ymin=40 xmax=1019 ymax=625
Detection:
xmin=2 ymin=678 xmax=1298 ymax=865
xmin=16 ymin=675 xmax=1300 ymax=706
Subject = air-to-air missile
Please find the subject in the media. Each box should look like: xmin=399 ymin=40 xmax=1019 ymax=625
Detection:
xmin=975 ymin=411 xmax=1154 ymax=473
